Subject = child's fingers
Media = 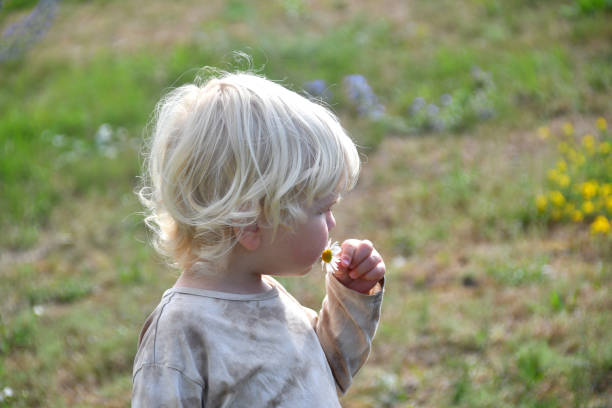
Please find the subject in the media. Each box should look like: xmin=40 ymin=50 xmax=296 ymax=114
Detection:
xmin=361 ymin=261 xmax=386 ymax=281
xmin=348 ymin=250 xmax=381 ymax=279
xmin=348 ymin=240 xmax=373 ymax=270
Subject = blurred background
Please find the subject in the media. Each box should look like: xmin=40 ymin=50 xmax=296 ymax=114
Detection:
xmin=1 ymin=0 xmax=611 ymax=406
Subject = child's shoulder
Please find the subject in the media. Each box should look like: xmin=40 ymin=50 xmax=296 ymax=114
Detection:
xmin=149 ymin=284 xmax=287 ymax=329
xmin=139 ymin=289 xmax=205 ymax=337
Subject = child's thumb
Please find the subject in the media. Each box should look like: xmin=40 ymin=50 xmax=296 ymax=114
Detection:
xmin=332 ymin=265 xmax=352 ymax=286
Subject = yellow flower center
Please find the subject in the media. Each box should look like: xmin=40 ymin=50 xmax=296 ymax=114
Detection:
xmin=321 ymin=249 xmax=333 ymax=263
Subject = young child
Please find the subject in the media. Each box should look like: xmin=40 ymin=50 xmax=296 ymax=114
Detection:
xmin=132 ymin=71 xmax=386 ymax=407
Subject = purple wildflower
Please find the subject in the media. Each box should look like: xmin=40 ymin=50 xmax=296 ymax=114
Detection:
xmin=410 ymin=97 xmax=426 ymax=113
xmin=343 ymin=74 xmax=385 ymax=119
xmin=440 ymin=93 xmax=453 ymax=106
xmin=303 ymin=79 xmax=332 ymax=102
xmin=426 ymin=103 xmax=439 ymax=117
xmin=0 ymin=0 xmax=59 ymax=62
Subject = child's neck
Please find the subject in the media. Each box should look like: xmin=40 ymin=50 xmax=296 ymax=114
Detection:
xmin=174 ymin=256 xmax=272 ymax=295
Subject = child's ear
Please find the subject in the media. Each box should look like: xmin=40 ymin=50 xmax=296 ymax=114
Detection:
xmin=233 ymin=223 xmax=261 ymax=251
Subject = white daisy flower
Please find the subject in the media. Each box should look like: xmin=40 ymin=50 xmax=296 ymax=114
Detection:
xmin=321 ymin=239 xmax=341 ymax=273
xmin=33 ymin=305 xmax=44 ymax=316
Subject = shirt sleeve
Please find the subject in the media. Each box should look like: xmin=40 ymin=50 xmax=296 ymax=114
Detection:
xmin=310 ymin=272 xmax=384 ymax=394
xmin=132 ymin=363 xmax=204 ymax=407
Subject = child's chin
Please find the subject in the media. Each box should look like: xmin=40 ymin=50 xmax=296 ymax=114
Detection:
xmin=289 ymin=265 xmax=313 ymax=276
xmin=297 ymin=266 xmax=313 ymax=276
xmin=271 ymin=265 xmax=313 ymax=277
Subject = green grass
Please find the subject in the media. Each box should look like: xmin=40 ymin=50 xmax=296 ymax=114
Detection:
xmin=0 ymin=0 xmax=611 ymax=406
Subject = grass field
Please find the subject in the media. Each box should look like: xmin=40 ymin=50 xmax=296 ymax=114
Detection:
xmin=1 ymin=0 xmax=611 ymax=406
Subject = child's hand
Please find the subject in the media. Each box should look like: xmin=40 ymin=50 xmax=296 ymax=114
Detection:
xmin=334 ymin=239 xmax=385 ymax=294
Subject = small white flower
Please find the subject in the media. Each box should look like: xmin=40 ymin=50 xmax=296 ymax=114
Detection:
xmin=3 ymin=387 xmax=14 ymax=398
xmin=52 ymin=134 xmax=66 ymax=147
xmin=95 ymin=123 xmax=113 ymax=147
xmin=321 ymin=240 xmax=341 ymax=274
xmin=392 ymin=256 xmax=407 ymax=269
xmin=33 ymin=305 xmax=44 ymax=316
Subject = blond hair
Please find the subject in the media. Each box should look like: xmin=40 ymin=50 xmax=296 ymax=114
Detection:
xmin=138 ymin=71 xmax=360 ymax=270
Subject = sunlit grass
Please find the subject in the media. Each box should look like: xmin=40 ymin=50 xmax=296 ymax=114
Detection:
xmin=0 ymin=0 xmax=611 ymax=407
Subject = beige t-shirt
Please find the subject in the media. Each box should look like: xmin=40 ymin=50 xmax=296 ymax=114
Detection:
xmin=132 ymin=272 xmax=384 ymax=407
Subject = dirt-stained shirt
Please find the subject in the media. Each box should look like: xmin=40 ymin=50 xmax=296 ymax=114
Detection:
xmin=131 ymin=272 xmax=384 ymax=407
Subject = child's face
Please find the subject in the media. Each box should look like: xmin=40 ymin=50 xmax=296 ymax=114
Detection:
xmin=259 ymin=194 xmax=338 ymax=276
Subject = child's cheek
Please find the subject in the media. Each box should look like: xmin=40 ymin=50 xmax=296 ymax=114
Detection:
xmin=291 ymin=244 xmax=323 ymax=267
xmin=288 ymin=220 xmax=328 ymax=266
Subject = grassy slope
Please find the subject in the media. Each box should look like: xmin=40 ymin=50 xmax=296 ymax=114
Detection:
xmin=0 ymin=0 xmax=611 ymax=406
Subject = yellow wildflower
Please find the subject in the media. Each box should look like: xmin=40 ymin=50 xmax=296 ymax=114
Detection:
xmin=582 ymin=201 xmax=595 ymax=214
xmin=601 ymin=184 xmax=612 ymax=198
xmin=558 ymin=174 xmax=570 ymax=188
xmin=596 ymin=117 xmax=608 ymax=131
xmin=606 ymin=197 xmax=612 ymax=213
xmin=568 ymin=150 xmax=585 ymax=165
xmin=562 ymin=122 xmax=574 ymax=136
xmin=581 ymin=181 xmax=598 ymax=200
xmin=572 ymin=210 xmax=583 ymax=222
xmin=600 ymin=141 xmax=611 ymax=154
xmin=582 ymin=134 xmax=595 ymax=150
xmin=591 ymin=215 xmax=610 ymax=235
xmin=550 ymin=191 xmax=566 ymax=207
xmin=547 ymin=169 xmax=558 ymax=182
xmin=537 ymin=126 xmax=550 ymax=140
xmin=556 ymin=160 xmax=567 ymax=172
xmin=536 ymin=195 xmax=548 ymax=212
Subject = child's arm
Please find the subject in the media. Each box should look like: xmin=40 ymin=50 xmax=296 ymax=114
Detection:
xmin=311 ymin=239 xmax=385 ymax=395
xmin=132 ymin=306 xmax=206 ymax=407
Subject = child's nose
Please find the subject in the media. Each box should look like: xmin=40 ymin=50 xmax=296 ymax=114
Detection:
xmin=326 ymin=211 xmax=336 ymax=230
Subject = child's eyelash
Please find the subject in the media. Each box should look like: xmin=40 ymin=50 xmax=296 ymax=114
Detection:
xmin=317 ymin=199 xmax=338 ymax=214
